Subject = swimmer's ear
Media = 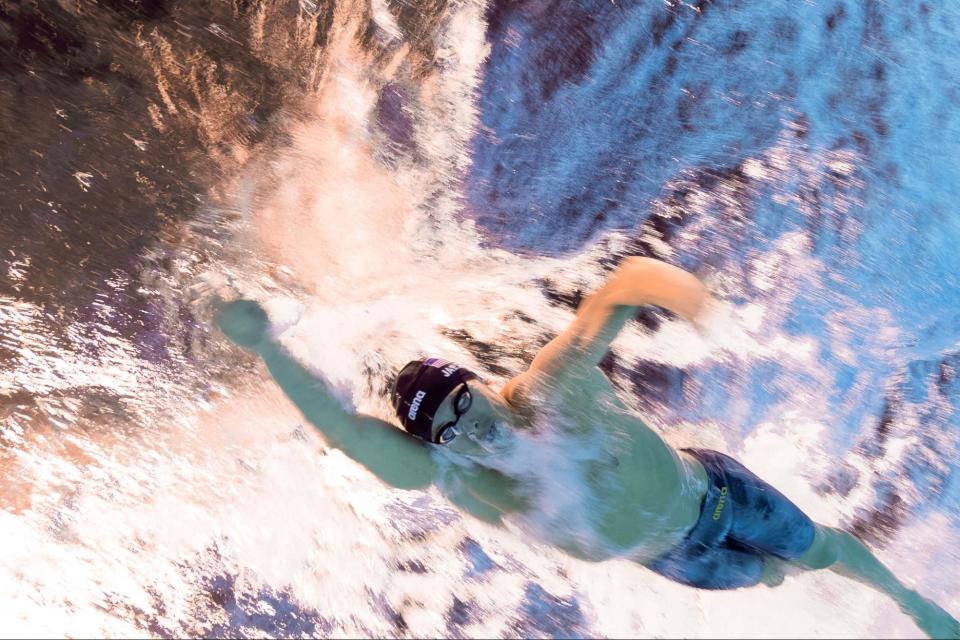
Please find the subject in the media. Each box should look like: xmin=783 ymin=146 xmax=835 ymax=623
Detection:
xmin=216 ymin=299 xmax=271 ymax=350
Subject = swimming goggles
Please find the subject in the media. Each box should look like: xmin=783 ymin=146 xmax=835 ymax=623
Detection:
xmin=434 ymin=383 xmax=472 ymax=444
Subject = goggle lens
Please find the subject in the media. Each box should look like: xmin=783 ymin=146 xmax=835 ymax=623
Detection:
xmin=434 ymin=384 xmax=472 ymax=444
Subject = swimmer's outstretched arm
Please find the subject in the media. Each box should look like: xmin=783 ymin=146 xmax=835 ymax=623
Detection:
xmin=522 ymin=257 xmax=708 ymax=380
xmin=216 ymin=300 xmax=437 ymax=490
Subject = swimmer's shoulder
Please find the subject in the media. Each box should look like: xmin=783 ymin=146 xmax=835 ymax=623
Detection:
xmin=500 ymin=374 xmax=528 ymax=407
xmin=506 ymin=369 xmax=597 ymax=430
xmin=500 ymin=373 xmax=538 ymax=429
xmin=501 ymin=365 xmax=597 ymax=413
xmin=501 ymin=369 xmax=559 ymax=413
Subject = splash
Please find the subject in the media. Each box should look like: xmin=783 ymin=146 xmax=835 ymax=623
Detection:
xmin=2 ymin=0 xmax=958 ymax=637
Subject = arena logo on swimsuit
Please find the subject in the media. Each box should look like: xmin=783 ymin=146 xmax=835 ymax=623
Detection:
xmin=712 ymin=486 xmax=729 ymax=521
xmin=408 ymin=390 xmax=427 ymax=421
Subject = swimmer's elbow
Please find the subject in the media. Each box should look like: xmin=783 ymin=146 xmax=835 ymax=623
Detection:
xmin=333 ymin=416 xmax=437 ymax=490
xmin=608 ymin=257 xmax=708 ymax=322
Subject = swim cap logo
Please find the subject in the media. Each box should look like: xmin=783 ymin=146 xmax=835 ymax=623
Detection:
xmin=441 ymin=364 xmax=458 ymax=377
xmin=408 ymin=390 xmax=427 ymax=421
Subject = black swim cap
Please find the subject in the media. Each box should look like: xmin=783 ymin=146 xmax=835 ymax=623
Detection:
xmin=392 ymin=358 xmax=478 ymax=441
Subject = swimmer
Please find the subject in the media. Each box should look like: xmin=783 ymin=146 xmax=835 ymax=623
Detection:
xmin=217 ymin=256 xmax=958 ymax=639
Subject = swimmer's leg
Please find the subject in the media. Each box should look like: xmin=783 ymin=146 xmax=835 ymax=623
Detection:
xmin=796 ymin=525 xmax=959 ymax=639
xmin=701 ymin=451 xmax=957 ymax=636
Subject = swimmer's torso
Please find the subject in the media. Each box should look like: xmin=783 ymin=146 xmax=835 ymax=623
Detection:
xmin=452 ymin=366 xmax=708 ymax=563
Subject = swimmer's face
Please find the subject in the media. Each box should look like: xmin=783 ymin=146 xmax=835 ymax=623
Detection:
xmin=429 ymin=380 xmax=514 ymax=456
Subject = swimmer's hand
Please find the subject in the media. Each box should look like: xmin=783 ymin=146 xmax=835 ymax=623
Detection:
xmin=216 ymin=299 xmax=271 ymax=350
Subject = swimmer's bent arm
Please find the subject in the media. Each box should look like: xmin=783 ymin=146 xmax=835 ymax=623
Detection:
xmin=523 ymin=257 xmax=708 ymax=379
xmin=216 ymin=300 xmax=436 ymax=490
